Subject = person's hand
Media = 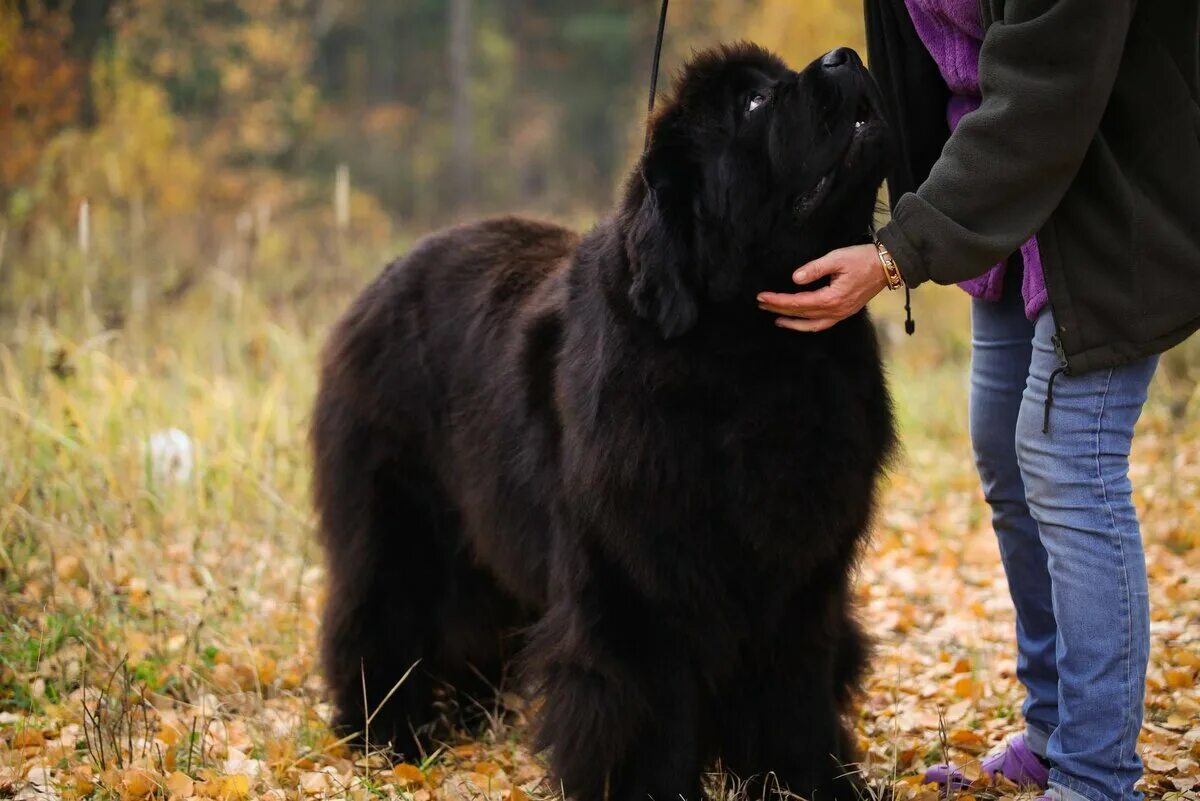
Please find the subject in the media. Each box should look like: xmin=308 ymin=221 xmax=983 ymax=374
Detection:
xmin=757 ymin=244 xmax=886 ymax=332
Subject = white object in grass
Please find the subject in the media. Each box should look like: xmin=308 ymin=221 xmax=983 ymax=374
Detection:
xmin=148 ymin=428 xmax=194 ymax=485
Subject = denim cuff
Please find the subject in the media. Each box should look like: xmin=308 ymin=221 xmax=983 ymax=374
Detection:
xmin=1024 ymin=723 xmax=1052 ymax=759
xmin=1049 ymin=769 xmax=1120 ymax=801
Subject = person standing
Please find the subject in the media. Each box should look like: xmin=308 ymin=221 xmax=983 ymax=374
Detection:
xmin=757 ymin=1 xmax=1200 ymax=800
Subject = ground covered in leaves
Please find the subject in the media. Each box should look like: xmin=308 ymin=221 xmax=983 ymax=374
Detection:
xmin=1 ymin=284 xmax=1197 ymax=801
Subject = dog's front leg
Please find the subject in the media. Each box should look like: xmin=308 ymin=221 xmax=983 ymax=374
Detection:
xmin=528 ymin=571 xmax=707 ymax=801
xmin=719 ymin=677 xmax=859 ymax=799
xmin=717 ymin=633 xmax=865 ymax=801
xmin=538 ymin=653 xmax=704 ymax=801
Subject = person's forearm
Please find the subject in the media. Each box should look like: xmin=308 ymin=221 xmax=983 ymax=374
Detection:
xmin=878 ymin=0 xmax=1135 ymax=288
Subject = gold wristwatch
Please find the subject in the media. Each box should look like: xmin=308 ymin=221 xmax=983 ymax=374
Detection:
xmin=874 ymin=239 xmax=904 ymax=291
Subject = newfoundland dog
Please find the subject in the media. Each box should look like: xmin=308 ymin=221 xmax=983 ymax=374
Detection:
xmin=312 ymin=43 xmax=895 ymax=801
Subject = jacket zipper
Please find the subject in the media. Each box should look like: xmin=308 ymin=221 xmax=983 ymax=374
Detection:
xmin=1051 ymin=333 xmax=1070 ymax=371
xmin=1042 ymin=334 xmax=1071 ymax=434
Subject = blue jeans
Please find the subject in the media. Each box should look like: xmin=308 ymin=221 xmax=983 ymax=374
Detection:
xmin=969 ymin=284 xmax=1158 ymax=801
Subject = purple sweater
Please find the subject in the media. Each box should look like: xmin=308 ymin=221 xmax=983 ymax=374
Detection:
xmin=902 ymin=0 xmax=1047 ymax=320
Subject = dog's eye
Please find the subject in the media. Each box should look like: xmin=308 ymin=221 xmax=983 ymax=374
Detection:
xmin=745 ymin=93 xmax=767 ymax=115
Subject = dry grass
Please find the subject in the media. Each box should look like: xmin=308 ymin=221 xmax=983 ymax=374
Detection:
xmin=1 ymin=247 xmax=1197 ymax=801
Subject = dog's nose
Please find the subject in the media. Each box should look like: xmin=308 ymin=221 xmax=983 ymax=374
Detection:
xmin=821 ymin=48 xmax=854 ymax=69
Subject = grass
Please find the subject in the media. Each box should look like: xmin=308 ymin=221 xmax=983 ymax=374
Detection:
xmin=0 ymin=233 xmax=1197 ymax=800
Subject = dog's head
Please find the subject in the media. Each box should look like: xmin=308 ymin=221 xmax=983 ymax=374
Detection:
xmin=622 ymin=43 xmax=891 ymax=338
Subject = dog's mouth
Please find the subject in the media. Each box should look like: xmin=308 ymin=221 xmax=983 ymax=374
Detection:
xmin=791 ymin=93 xmax=884 ymax=221
xmin=851 ymin=95 xmax=874 ymax=134
xmin=846 ymin=94 xmax=885 ymax=166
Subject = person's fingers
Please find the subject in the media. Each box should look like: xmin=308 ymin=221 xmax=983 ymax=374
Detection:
xmin=758 ymin=301 xmax=803 ymax=317
xmin=756 ymin=288 xmax=841 ymax=316
xmin=759 ymin=302 xmax=824 ymax=319
xmin=775 ymin=316 xmax=836 ymax=333
xmin=791 ymin=252 xmax=841 ymax=286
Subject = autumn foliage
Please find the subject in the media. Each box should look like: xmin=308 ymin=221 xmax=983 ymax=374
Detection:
xmin=0 ymin=2 xmax=1197 ymax=800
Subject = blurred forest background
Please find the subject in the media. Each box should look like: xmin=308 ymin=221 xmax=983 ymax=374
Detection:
xmin=2 ymin=3 xmax=1197 ymax=800
xmin=0 ymin=0 xmax=866 ymax=323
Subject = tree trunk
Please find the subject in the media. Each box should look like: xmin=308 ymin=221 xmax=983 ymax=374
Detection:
xmin=448 ymin=0 xmax=474 ymax=212
xmin=65 ymin=0 xmax=113 ymax=127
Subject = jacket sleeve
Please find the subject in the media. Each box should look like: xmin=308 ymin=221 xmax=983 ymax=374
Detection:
xmin=864 ymin=0 xmax=950 ymax=205
xmin=875 ymin=0 xmax=1137 ymax=288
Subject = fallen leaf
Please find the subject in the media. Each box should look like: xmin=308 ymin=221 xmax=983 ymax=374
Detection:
xmin=55 ymin=554 xmax=84 ymax=583
xmin=121 ymin=768 xmax=159 ymax=799
xmin=165 ymin=771 xmax=194 ymax=798
xmin=948 ymin=729 xmax=987 ymax=754
xmin=12 ymin=729 xmax=45 ymax=748
xmin=72 ymin=766 xmax=96 ymax=796
xmin=299 ymin=771 xmax=328 ymax=795
xmin=1164 ymin=669 xmax=1195 ymax=689
xmin=951 ymin=676 xmax=977 ymax=698
xmin=1146 ymin=755 xmax=1178 ymax=774
xmin=393 ymin=764 xmax=425 ymax=786
xmin=223 ymin=773 xmax=251 ymax=799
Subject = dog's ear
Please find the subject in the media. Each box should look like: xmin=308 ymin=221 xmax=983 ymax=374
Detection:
xmin=624 ymin=132 xmax=700 ymax=339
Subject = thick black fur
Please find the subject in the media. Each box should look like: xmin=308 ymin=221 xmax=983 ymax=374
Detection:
xmin=312 ymin=43 xmax=896 ymax=801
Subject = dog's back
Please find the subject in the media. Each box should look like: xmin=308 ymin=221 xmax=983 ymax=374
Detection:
xmin=311 ymin=215 xmax=577 ymax=750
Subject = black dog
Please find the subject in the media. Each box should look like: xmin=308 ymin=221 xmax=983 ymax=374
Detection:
xmin=312 ymin=43 xmax=895 ymax=801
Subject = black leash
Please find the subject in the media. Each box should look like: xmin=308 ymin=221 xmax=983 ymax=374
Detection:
xmin=645 ymin=0 xmax=669 ymax=147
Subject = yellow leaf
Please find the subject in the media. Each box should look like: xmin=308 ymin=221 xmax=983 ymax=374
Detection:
xmin=467 ymin=770 xmax=508 ymax=790
xmin=55 ymin=554 xmax=84 ymax=582
xmin=392 ymin=763 xmax=424 ymax=786
xmin=127 ymin=576 xmax=149 ymax=605
xmin=196 ymin=770 xmax=228 ymax=796
xmin=1177 ymin=694 xmax=1200 ymax=715
xmin=280 ymin=668 xmax=303 ymax=690
xmin=1164 ymin=668 xmax=1194 ymax=689
xmin=72 ymin=766 xmax=96 ymax=795
xmin=121 ymin=768 xmax=159 ymax=799
xmin=100 ymin=768 xmax=122 ymax=790
xmin=157 ymin=720 xmax=183 ymax=747
xmin=299 ymin=771 xmax=328 ymax=795
xmin=948 ymin=729 xmax=987 ymax=753
xmin=1167 ymin=713 xmax=1193 ymax=729
xmin=165 ymin=771 xmax=194 ymax=798
xmin=254 ymin=656 xmax=277 ymax=685
xmin=12 ymin=728 xmax=45 ymax=748
xmin=223 ymin=774 xmax=251 ymax=799
xmin=952 ymin=676 xmax=978 ymax=698
xmin=1173 ymin=648 xmax=1200 ymax=669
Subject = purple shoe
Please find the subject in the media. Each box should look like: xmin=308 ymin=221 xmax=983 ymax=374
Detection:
xmin=922 ymin=762 xmax=971 ymax=794
xmin=922 ymin=733 xmax=1050 ymax=795
xmin=981 ymin=734 xmax=1050 ymax=789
